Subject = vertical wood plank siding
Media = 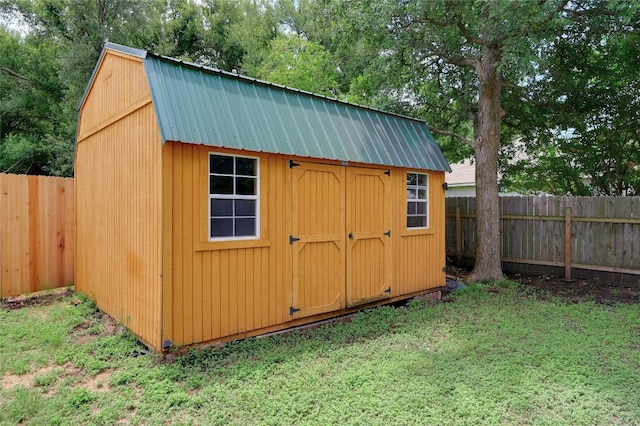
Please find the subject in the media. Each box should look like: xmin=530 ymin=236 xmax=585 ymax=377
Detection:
xmin=77 ymin=51 xmax=150 ymax=139
xmin=75 ymin=53 xmax=163 ymax=350
xmin=0 ymin=174 xmax=74 ymax=298
xmin=165 ymin=148 xmax=447 ymax=347
xmin=394 ymin=170 xmax=446 ymax=295
xmin=164 ymin=144 xmax=291 ymax=346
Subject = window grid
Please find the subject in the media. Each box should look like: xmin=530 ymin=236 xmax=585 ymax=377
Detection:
xmin=407 ymin=172 xmax=429 ymax=229
xmin=209 ymin=154 xmax=259 ymax=240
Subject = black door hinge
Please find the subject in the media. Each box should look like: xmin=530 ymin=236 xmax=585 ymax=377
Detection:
xmin=384 ymin=287 xmax=391 ymax=294
xmin=384 ymin=170 xmax=390 ymax=176
xmin=290 ymin=306 xmax=301 ymax=315
xmin=289 ymin=235 xmax=300 ymax=244
xmin=289 ymin=160 xmax=299 ymax=168
xmin=384 ymin=230 xmax=391 ymax=237
xmin=442 ymin=182 xmax=449 ymax=190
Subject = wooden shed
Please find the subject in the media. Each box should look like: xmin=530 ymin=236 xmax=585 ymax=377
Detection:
xmin=75 ymin=42 xmax=451 ymax=351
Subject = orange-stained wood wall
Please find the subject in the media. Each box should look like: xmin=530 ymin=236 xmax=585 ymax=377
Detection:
xmin=75 ymin=52 xmax=163 ymax=350
xmin=161 ymin=143 xmax=446 ymax=348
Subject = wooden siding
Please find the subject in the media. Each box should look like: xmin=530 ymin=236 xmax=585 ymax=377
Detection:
xmin=0 ymin=174 xmax=74 ymax=298
xmin=164 ymin=148 xmax=447 ymax=347
xmin=163 ymin=144 xmax=290 ymax=346
xmin=76 ymin=52 xmax=163 ymax=350
xmin=394 ymin=170 xmax=446 ymax=295
xmin=78 ymin=51 xmax=150 ymax=139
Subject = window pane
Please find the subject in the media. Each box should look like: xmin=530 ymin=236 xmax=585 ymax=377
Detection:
xmin=211 ymin=199 xmax=233 ymax=216
xmin=418 ymin=188 xmax=427 ymax=199
xmin=407 ymin=188 xmax=417 ymax=199
xmin=211 ymin=218 xmax=233 ymax=237
xmin=235 ymin=199 xmax=256 ymax=216
xmin=418 ymin=174 xmax=428 ymax=186
xmin=235 ymin=218 xmax=256 ymax=236
xmin=407 ymin=202 xmax=416 ymax=215
xmin=236 ymin=177 xmax=256 ymax=195
xmin=407 ymin=216 xmax=427 ymax=228
xmin=407 ymin=173 xmax=417 ymax=186
xmin=416 ymin=202 xmax=427 ymax=214
xmin=210 ymin=155 xmax=233 ymax=174
xmin=210 ymin=176 xmax=233 ymax=194
xmin=236 ymin=158 xmax=256 ymax=176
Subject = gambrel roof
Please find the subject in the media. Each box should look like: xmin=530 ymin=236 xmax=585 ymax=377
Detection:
xmin=83 ymin=42 xmax=451 ymax=172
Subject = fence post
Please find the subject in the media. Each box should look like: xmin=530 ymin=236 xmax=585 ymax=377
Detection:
xmin=564 ymin=207 xmax=572 ymax=281
xmin=456 ymin=206 xmax=462 ymax=266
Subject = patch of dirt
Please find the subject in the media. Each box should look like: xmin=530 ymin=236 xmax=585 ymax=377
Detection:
xmin=513 ymin=274 xmax=640 ymax=304
xmin=1 ymin=365 xmax=58 ymax=391
xmin=447 ymin=266 xmax=640 ymax=305
xmin=77 ymin=370 xmax=113 ymax=393
xmin=1 ymin=288 xmax=74 ymax=310
xmin=1 ymin=362 xmax=114 ymax=394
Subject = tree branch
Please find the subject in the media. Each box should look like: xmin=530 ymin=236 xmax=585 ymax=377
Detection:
xmin=415 ymin=15 xmax=454 ymax=28
xmin=396 ymin=10 xmax=481 ymax=70
xmin=455 ymin=14 xmax=483 ymax=45
xmin=0 ymin=66 xmax=30 ymax=82
xmin=425 ymin=43 xmax=480 ymax=71
xmin=430 ymin=127 xmax=474 ymax=147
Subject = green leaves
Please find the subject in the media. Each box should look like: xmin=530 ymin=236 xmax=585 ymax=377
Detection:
xmin=503 ymin=10 xmax=640 ymax=196
xmin=255 ymin=35 xmax=338 ymax=96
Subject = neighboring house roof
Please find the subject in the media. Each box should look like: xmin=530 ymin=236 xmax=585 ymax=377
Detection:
xmin=445 ymin=160 xmax=523 ymax=197
xmin=82 ymin=42 xmax=451 ymax=172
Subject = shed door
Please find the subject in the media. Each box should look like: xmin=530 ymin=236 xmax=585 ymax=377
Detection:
xmin=290 ymin=162 xmax=346 ymax=318
xmin=346 ymin=167 xmax=393 ymax=307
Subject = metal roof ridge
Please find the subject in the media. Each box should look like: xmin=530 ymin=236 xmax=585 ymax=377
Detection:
xmin=104 ymin=42 xmax=148 ymax=59
xmin=143 ymin=50 xmax=434 ymax=127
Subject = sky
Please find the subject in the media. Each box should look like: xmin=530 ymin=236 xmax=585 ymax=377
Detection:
xmin=0 ymin=11 xmax=29 ymax=36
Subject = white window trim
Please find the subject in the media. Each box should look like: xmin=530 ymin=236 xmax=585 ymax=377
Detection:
xmin=208 ymin=153 xmax=260 ymax=241
xmin=407 ymin=171 xmax=429 ymax=229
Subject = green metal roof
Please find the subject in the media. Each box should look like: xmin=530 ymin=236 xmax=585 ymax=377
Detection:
xmin=102 ymin=43 xmax=450 ymax=172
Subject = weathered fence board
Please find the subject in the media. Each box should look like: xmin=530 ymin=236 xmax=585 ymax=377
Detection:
xmin=0 ymin=173 xmax=74 ymax=298
xmin=446 ymin=196 xmax=640 ymax=285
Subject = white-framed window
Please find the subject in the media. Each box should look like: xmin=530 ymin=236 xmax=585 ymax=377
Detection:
xmin=209 ymin=153 xmax=259 ymax=240
xmin=407 ymin=172 xmax=428 ymax=228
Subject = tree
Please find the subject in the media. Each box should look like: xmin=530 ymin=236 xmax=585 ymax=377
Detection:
xmin=0 ymin=27 xmax=65 ymax=174
xmin=0 ymin=0 xmax=283 ymax=175
xmin=502 ymin=15 xmax=640 ymax=196
xmin=255 ymin=35 xmax=338 ymax=96
xmin=319 ymin=0 xmax=640 ymax=281
xmin=0 ymin=0 xmax=164 ymax=175
xmin=200 ymin=0 xmax=280 ymax=72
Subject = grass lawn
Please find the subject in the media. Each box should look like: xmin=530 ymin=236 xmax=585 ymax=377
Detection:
xmin=1 ymin=281 xmax=639 ymax=425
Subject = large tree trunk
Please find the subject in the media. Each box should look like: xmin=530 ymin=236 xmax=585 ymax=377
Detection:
xmin=467 ymin=45 xmax=504 ymax=282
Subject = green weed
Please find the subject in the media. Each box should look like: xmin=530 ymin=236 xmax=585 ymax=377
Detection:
xmin=1 ymin=289 xmax=639 ymax=425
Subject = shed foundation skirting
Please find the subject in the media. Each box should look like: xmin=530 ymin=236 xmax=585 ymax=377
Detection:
xmin=164 ymin=288 xmax=445 ymax=351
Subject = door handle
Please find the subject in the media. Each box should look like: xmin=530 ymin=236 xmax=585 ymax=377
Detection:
xmin=348 ymin=232 xmax=353 ymax=239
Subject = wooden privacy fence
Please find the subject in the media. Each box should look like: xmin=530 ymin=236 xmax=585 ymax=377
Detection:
xmin=0 ymin=173 xmax=74 ymax=298
xmin=446 ymin=196 xmax=640 ymax=284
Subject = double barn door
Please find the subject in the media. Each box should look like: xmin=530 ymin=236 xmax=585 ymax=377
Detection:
xmin=289 ymin=161 xmax=392 ymax=318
